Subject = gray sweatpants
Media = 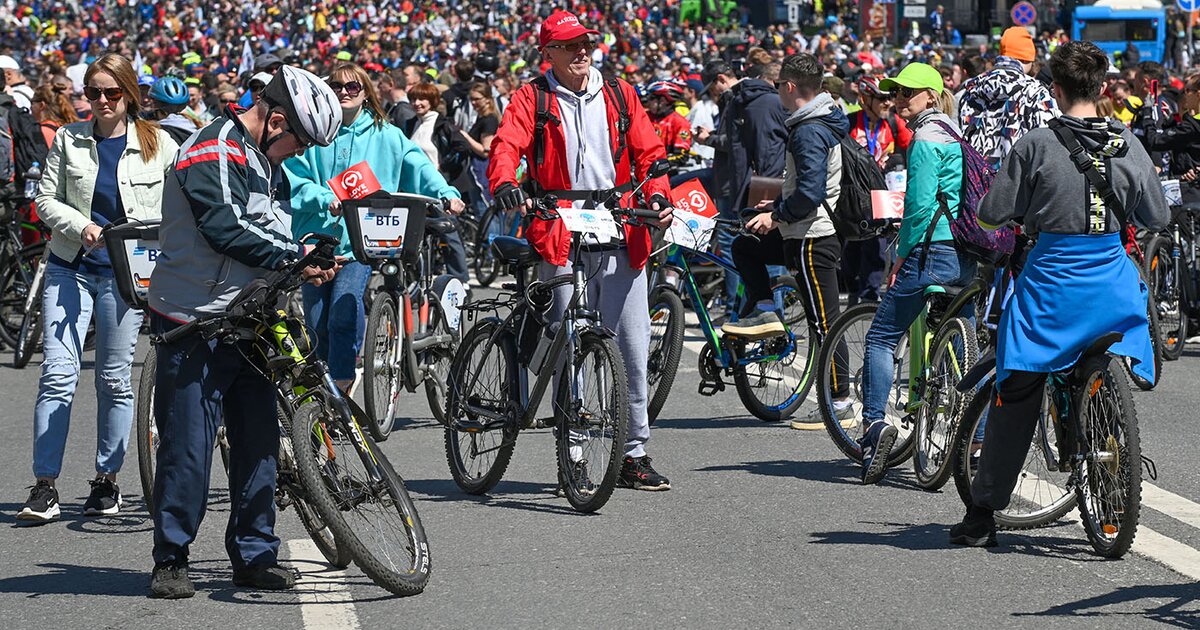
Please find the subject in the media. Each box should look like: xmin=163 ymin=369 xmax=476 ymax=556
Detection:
xmin=540 ymin=247 xmax=651 ymax=458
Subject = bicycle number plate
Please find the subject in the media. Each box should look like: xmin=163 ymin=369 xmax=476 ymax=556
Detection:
xmin=1162 ymin=179 xmax=1182 ymax=207
xmin=122 ymin=239 xmax=160 ymax=302
xmin=665 ymin=209 xmax=715 ymax=251
xmin=355 ymin=206 xmax=409 ymax=258
xmin=558 ymin=206 xmax=619 ymax=239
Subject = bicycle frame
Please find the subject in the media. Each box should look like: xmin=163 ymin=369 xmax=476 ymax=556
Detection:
xmin=902 ymin=278 xmax=986 ymax=416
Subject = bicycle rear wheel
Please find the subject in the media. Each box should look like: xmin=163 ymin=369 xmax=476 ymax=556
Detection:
xmin=444 ymin=318 xmax=519 ymax=494
xmin=913 ymin=317 xmax=977 ymax=490
xmin=555 ymin=332 xmax=629 ymax=512
xmin=423 ymin=299 xmax=457 ymax=426
xmin=363 ymin=292 xmax=401 ymax=441
xmin=951 ymin=376 xmax=1076 ymax=529
xmin=646 ymin=286 xmax=684 ymax=425
xmin=1074 ymin=354 xmax=1142 ymax=558
xmin=13 ymin=287 xmax=41 ymax=368
xmin=0 ymin=239 xmax=30 ymax=348
xmin=291 ymin=397 xmax=431 ymax=596
xmin=732 ymin=326 xmax=817 ymax=422
xmin=815 ymin=303 xmax=915 ymax=466
xmin=472 ymin=208 xmax=503 ymax=287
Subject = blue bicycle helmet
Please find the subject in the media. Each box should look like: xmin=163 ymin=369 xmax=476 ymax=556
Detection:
xmin=149 ymin=77 xmax=190 ymax=106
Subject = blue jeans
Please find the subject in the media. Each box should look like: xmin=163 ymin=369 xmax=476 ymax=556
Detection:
xmin=862 ymin=244 xmax=977 ymax=424
xmin=32 ymin=262 xmax=141 ymax=478
xmin=302 ymin=260 xmax=371 ymax=382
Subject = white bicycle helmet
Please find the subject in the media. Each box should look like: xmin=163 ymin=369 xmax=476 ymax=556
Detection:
xmin=260 ymin=66 xmax=340 ymax=147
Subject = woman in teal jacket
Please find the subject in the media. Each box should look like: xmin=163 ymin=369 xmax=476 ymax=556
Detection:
xmin=285 ymin=62 xmax=465 ymax=391
xmin=857 ymin=63 xmax=977 ymax=484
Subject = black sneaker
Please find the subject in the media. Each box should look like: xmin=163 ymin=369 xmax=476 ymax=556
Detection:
xmin=150 ymin=561 xmax=195 ymax=599
xmin=557 ymin=460 xmax=596 ymax=497
xmin=617 ymin=456 xmax=671 ymax=491
xmin=16 ymin=480 xmax=60 ymax=523
xmin=83 ymin=477 xmax=122 ymax=516
xmin=860 ymin=420 xmax=898 ymax=485
xmin=720 ymin=309 xmax=786 ymax=340
xmin=949 ymin=504 xmax=998 ymax=547
xmin=233 ymin=563 xmax=297 ymax=590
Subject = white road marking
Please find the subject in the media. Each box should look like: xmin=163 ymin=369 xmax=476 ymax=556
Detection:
xmin=1142 ymin=482 xmax=1200 ymax=531
xmin=1132 ymin=527 xmax=1200 ymax=581
xmin=284 ymin=539 xmax=362 ymax=630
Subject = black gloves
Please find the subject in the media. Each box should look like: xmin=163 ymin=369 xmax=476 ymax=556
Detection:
xmin=648 ymin=193 xmax=670 ymax=211
xmin=494 ymin=182 xmax=527 ymax=211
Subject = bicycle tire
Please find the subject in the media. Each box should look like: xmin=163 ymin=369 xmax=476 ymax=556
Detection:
xmin=137 ymin=345 xmax=158 ymax=511
xmin=362 ymin=292 xmax=401 ymax=441
xmin=646 ymin=286 xmax=684 ymax=425
xmin=950 ymin=376 xmax=1076 ymax=530
xmin=472 ymin=208 xmax=503 ymax=287
xmin=13 ymin=288 xmax=41 ymax=368
xmin=815 ymin=302 xmax=915 ymax=467
xmin=1125 ymin=292 xmax=1161 ymax=391
xmin=1074 ymin=354 xmax=1142 ymax=558
xmin=276 ymin=404 xmax=351 ymax=568
xmin=1144 ymin=236 xmax=1186 ymax=361
xmin=774 ymin=275 xmax=806 ymax=327
xmin=290 ymin=398 xmax=431 ymax=596
xmin=913 ymin=316 xmax=978 ymax=491
xmin=555 ymin=332 xmax=629 ymax=512
xmin=423 ymin=297 xmax=456 ymax=426
xmin=444 ymin=317 xmax=520 ymax=494
xmin=0 ymin=238 xmax=25 ymax=348
xmin=732 ymin=326 xmax=818 ymax=422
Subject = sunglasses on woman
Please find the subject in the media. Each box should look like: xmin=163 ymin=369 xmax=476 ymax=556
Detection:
xmin=328 ymin=80 xmax=363 ymax=96
xmin=83 ymin=86 xmax=124 ymax=102
xmin=895 ymin=86 xmax=923 ymax=99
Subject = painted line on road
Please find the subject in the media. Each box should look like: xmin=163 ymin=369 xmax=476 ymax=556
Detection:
xmin=1142 ymin=482 xmax=1200 ymax=532
xmin=284 ymin=539 xmax=362 ymax=630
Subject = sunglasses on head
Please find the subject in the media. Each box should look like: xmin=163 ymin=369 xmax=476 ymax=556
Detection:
xmin=328 ymin=80 xmax=363 ymax=96
xmin=83 ymin=85 xmax=124 ymax=102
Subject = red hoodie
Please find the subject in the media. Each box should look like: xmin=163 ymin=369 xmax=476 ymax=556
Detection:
xmin=488 ymin=76 xmax=669 ymax=269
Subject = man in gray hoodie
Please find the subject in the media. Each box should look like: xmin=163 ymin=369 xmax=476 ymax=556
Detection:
xmin=722 ymin=53 xmax=853 ymax=429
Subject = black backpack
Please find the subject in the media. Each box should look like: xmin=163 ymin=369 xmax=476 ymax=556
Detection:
xmin=832 ymin=134 xmax=888 ymax=240
xmin=530 ymin=75 xmax=634 ymax=181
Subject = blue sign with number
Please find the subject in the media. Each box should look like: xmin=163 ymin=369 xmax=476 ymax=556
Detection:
xmin=1011 ymin=1 xmax=1036 ymax=26
xmin=1179 ymin=0 xmax=1199 ymax=14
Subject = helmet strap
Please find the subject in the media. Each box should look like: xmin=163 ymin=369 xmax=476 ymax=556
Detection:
xmin=259 ymin=106 xmax=286 ymax=155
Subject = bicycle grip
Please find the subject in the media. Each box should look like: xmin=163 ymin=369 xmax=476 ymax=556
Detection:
xmin=158 ymin=320 xmax=198 ymax=345
xmin=626 ymin=208 xmax=663 ymax=220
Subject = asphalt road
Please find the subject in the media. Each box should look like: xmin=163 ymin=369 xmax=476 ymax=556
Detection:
xmin=1 ymin=305 xmax=1199 ymax=629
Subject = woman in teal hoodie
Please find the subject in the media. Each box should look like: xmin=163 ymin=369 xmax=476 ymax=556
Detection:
xmin=285 ymin=62 xmax=465 ymax=391
xmin=857 ymin=63 xmax=977 ymax=484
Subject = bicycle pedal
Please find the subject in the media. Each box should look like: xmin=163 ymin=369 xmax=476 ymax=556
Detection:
xmin=533 ymin=416 xmax=557 ymax=429
xmin=698 ymin=380 xmax=725 ymax=396
xmin=501 ymin=282 xmax=518 ymax=290
xmin=453 ymin=419 xmax=487 ymax=433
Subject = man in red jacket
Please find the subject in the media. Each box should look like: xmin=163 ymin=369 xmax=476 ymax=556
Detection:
xmin=487 ymin=10 xmax=675 ymax=492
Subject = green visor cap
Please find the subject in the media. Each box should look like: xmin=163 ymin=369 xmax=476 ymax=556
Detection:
xmin=879 ymin=63 xmax=944 ymax=95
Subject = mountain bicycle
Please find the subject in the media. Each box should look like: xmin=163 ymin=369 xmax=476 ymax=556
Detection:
xmin=644 ymin=218 xmax=810 ymax=424
xmin=343 ymin=193 xmax=467 ymax=440
xmin=815 ymin=233 xmax=983 ymax=490
xmin=949 ymin=335 xmax=1149 ymax=558
xmin=0 ymin=201 xmax=48 ymax=349
xmin=444 ymin=163 xmax=668 ymax=512
xmin=149 ymin=233 xmax=430 ymax=595
xmin=1141 ymin=202 xmax=1200 ymax=361
xmin=12 ymin=244 xmax=48 ymax=368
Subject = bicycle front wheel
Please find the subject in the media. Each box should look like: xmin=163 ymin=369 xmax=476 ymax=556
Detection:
xmin=444 ymin=317 xmax=520 ymax=494
xmin=1144 ymin=236 xmax=1186 ymax=360
xmin=137 ymin=345 xmax=159 ymax=511
xmin=913 ymin=316 xmax=978 ymax=490
xmin=732 ymin=326 xmax=818 ymax=422
xmin=363 ymin=292 xmax=402 ymax=441
xmin=276 ymin=403 xmax=351 ymax=568
xmin=291 ymin=397 xmax=431 ymax=596
xmin=556 ymin=332 xmax=630 ymax=512
xmin=815 ymin=303 xmax=915 ymax=466
xmin=646 ymin=286 xmax=685 ymax=425
xmin=950 ymin=376 xmax=1076 ymax=529
xmin=1074 ymin=354 xmax=1142 ymax=558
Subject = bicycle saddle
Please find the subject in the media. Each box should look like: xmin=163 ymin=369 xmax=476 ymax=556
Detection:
xmin=491 ymin=236 xmax=543 ymax=267
xmin=923 ymin=284 xmax=964 ymax=300
xmin=425 ymin=217 xmax=458 ymax=236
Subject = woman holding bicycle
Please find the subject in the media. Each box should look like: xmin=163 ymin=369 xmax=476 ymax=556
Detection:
xmin=17 ymin=54 xmax=178 ymax=523
xmin=285 ymin=62 xmax=464 ymax=394
xmin=857 ymin=63 xmax=976 ymax=485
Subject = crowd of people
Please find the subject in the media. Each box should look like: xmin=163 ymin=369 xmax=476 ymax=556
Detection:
xmin=2 ymin=0 xmax=1186 ymax=600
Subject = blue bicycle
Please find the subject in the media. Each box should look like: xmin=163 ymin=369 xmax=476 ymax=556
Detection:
xmin=473 ymin=206 xmax=524 ymax=287
xmin=646 ymin=219 xmax=813 ymax=423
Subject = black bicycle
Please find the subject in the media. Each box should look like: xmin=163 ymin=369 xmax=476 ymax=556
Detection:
xmin=152 ymin=233 xmax=431 ymax=595
xmin=444 ymin=161 xmax=668 ymax=512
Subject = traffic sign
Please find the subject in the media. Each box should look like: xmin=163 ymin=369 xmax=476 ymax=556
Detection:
xmin=1011 ymin=1 xmax=1037 ymax=26
xmin=1178 ymin=0 xmax=1199 ymax=14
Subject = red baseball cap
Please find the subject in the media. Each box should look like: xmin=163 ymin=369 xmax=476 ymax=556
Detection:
xmin=539 ymin=10 xmax=599 ymax=49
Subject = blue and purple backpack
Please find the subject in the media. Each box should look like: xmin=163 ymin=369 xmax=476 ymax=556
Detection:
xmin=923 ymin=120 xmax=1016 ymax=264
